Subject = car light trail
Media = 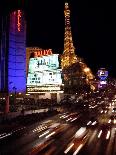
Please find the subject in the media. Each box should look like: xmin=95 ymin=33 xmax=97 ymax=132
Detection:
xmin=32 ymin=125 xmax=47 ymax=133
xmin=98 ymin=130 xmax=102 ymax=138
xmin=114 ymin=119 xmax=116 ymax=124
xmin=64 ymin=143 xmax=74 ymax=154
xmin=71 ymin=117 xmax=78 ymax=122
xmin=87 ymin=121 xmax=92 ymax=125
xmin=73 ymin=144 xmax=83 ymax=155
xmin=0 ymin=133 xmax=12 ymax=140
xmin=91 ymin=121 xmax=97 ymax=125
xmin=0 ymin=133 xmax=6 ymax=137
xmin=108 ymin=119 xmax=111 ymax=123
xmin=45 ymin=131 xmax=55 ymax=139
xmin=66 ymin=117 xmax=72 ymax=122
xmin=101 ymin=110 xmax=103 ymax=113
xmin=106 ymin=131 xmax=110 ymax=140
xmin=39 ymin=130 xmax=50 ymax=138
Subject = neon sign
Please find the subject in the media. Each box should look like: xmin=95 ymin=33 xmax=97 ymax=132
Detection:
xmin=27 ymin=85 xmax=61 ymax=92
xmin=17 ymin=10 xmax=21 ymax=31
xmin=97 ymin=68 xmax=108 ymax=81
xmin=34 ymin=49 xmax=52 ymax=57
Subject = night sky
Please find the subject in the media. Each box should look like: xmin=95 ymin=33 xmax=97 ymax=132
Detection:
xmin=1 ymin=0 xmax=115 ymax=77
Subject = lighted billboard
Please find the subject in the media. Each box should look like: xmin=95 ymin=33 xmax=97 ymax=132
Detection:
xmin=27 ymin=54 xmax=63 ymax=92
xmin=97 ymin=68 xmax=108 ymax=89
xmin=97 ymin=68 xmax=108 ymax=81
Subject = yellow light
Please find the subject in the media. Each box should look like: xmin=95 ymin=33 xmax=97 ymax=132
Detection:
xmin=84 ymin=67 xmax=90 ymax=72
xmin=90 ymin=85 xmax=95 ymax=90
xmin=26 ymin=94 xmax=30 ymax=96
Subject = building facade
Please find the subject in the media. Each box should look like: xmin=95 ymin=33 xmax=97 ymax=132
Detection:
xmin=0 ymin=9 xmax=26 ymax=113
xmin=8 ymin=10 xmax=26 ymax=93
xmin=0 ymin=10 xmax=26 ymax=94
xmin=26 ymin=47 xmax=64 ymax=102
xmin=0 ymin=14 xmax=9 ymax=93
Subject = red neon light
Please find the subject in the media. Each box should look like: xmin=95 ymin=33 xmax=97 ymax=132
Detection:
xmin=40 ymin=50 xmax=42 ymax=55
xmin=44 ymin=50 xmax=46 ymax=55
xmin=17 ymin=10 xmax=21 ymax=31
xmin=34 ymin=49 xmax=52 ymax=57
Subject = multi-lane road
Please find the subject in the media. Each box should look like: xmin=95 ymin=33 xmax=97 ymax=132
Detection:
xmin=0 ymin=98 xmax=116 ymax=155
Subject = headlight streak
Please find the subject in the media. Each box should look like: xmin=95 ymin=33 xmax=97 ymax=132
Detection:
xmin=45 ymin=131 xmax=55 ymax=139
xmin=87 ymin=121 xmax=92 ymax=126
xmin=64 ymin=143 xmax=74 ymax=154
xmin=0 ymin=133 xmax=12 ymax=139
xmin=106 ymin=130 xmax=110 ymax=140
xmin=39 ymin=130 xmax=50 ymax=138
xmin=32 ymin=125 xmax=47 ymax=133
xmin=73 ymin=144 xmax=84 ymax=155
xmin=98 ymin=130 xmax=102 ymax=138
xmin=91 ymin=121 xmax=97 ymax=126
xmin=71 ymin=117 xmax=78 ymax=122
xmin=108 ymin=119 xmax=111 ymax=123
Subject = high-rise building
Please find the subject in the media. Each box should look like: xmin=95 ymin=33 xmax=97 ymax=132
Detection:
xmin=8 ymin=10 xmax=26 ymax=93
xmin=0 ymin=9 xmax=26 ymax=113
xmin=0 ymin=10 xmax=26 ymax=93
xmin=61 ymin=2 xmax=77 ymax=69
xmin=0 ymin=14 xmax=9 ymax=93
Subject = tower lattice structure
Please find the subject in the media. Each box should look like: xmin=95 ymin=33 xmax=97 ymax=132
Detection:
xmin=61 ymin=2 xmax=94 ymax=88
xmin=61 ymin=2 xmax=77 ymax=69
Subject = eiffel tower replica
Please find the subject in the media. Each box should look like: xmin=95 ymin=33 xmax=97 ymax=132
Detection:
xmin=61 ymin=2 xmax=94 ymax=91
xmin=61 ymin=2 xmax=78 ymax=69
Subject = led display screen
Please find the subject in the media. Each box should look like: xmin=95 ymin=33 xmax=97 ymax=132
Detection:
xmin=27 ymin=54 xmax=62 ymax=89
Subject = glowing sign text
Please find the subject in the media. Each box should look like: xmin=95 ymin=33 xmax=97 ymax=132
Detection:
xmin=34 ymin=49 xmax=52 ymax=57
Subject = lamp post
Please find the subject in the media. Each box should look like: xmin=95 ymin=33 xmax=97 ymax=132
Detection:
xmin=4 ymin=82 xmax=13 ymax=114
xmin=5 ymin=93 xmax=9 ymax=114
xmin=13 ymin=86 xmax=17 ymax=104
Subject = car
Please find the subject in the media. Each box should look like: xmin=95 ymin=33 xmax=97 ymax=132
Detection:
xmin=87 ymin=117 xmax=98 ymax=126
xmin=87 ymin=120 xmax=98 ymax=126
xmin=112 ymin=108 xmax=116 ymax=113
xmin=64 ymin=127 xmax=89 ymax=154
xmin=109 ymin=115 xmax=116 ymax=124
xmin=100 ymin=109 xmax=108 ymax=114
xmin=97 ymin=125 xmax=111 ymax=140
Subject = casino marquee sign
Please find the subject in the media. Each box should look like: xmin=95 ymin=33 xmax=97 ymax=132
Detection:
xmin=33 ymin=49 xmax=52 ymax=57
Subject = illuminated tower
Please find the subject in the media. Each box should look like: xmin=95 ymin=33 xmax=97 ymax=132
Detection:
xmin=8 ymin=10 xmax=26 ymax=93
xmin=61 ymin=2 xmax=94 ymax=92
xmin=61 ymin=2 xmax=77 ymax=69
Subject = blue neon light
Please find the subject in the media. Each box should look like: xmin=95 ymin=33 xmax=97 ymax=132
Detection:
xmin=8 ymin=10 xmax=26 ymax=93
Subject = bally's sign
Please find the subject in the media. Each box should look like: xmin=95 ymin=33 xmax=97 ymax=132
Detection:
xmin=34 ymin=49 xmax=52 ymax=57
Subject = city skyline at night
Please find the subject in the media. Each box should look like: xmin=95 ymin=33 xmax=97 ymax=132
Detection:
xmin=0 ymin=0 xmax=114 ymax=77
xmin=26 ymin=0 xmax=114 ymax=77
xmin=0 ymin=2 xmax=116 ymax=155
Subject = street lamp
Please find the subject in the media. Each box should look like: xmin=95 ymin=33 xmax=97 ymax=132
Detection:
xmin=13 ymin=86 xmax=17 ymax=104
xmin=4 ymin=82 xmax=13 ymax=114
